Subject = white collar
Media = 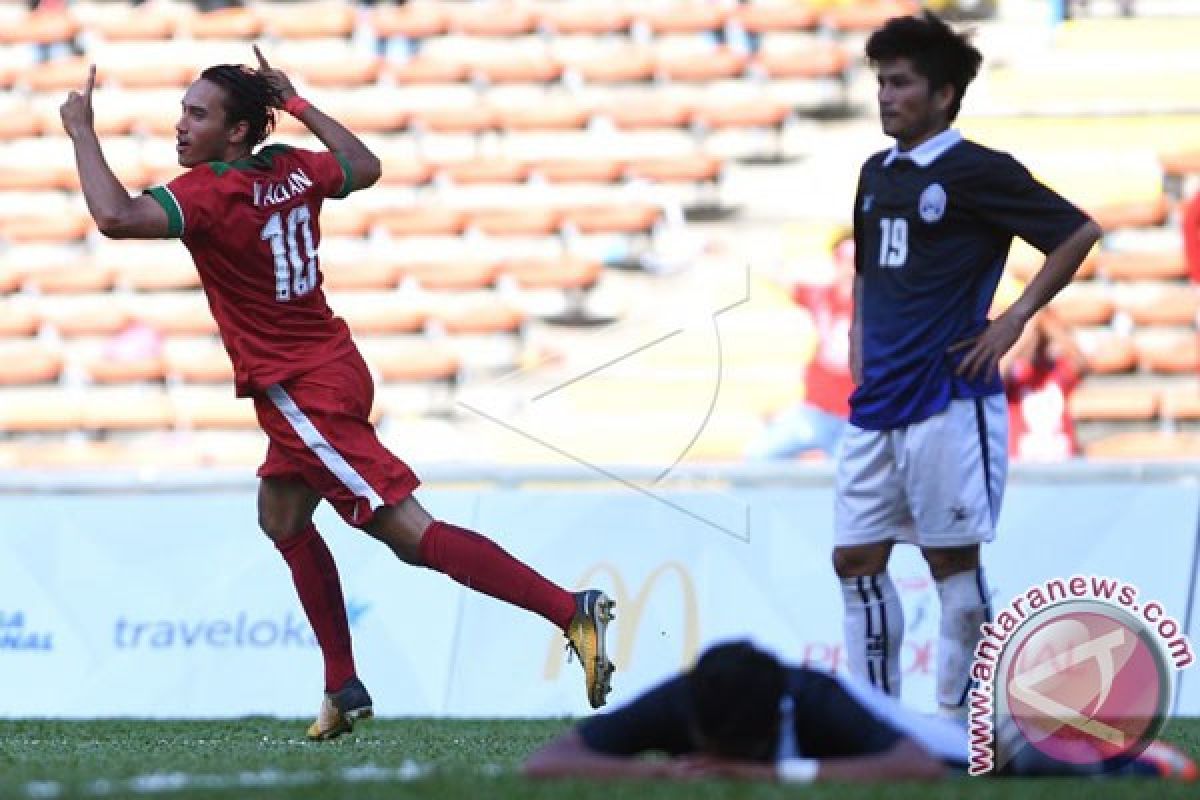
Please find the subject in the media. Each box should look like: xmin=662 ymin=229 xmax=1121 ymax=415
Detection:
xmin=882 ymin=128 xmax=963 ymax=168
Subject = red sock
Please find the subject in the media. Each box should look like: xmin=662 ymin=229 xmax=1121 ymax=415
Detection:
xmin=276 ymin=524 xmax=356 ymax=693
xmin=419 ymin=520 xmax=576 ymax=631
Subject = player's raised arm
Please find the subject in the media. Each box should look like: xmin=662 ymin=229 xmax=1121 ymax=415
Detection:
xmin=253 ymin=45 xmax=381 ymax=192
xmin=61 ymin=65 xmax=170 ymax=239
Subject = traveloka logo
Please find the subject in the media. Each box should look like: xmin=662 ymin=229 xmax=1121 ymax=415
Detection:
xmin=113 ymin=599 xmax=370 ymax=650
xmin=0 ymin=610 xmax=53 ymax=652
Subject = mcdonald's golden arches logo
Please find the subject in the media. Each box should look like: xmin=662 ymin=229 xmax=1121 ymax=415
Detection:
xmin=544 ymin=561 xmax=700 ymax=679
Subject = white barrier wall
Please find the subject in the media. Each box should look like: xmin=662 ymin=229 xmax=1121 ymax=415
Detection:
xmin=1 ymin=475 xmax=1197 ymax=717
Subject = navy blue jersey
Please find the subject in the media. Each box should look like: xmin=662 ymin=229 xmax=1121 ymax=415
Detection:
xmin=850 ymin=129 xmax=1090 ymax=430
xmin=578 ymin=666 xmax=967 ymax=766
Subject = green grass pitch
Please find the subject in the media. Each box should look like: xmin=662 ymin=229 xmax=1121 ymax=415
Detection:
xmin=2 ymin=717 xmax=1198 ymax=799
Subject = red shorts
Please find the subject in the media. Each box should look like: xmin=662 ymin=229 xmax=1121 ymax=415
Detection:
xmin=254 ymin=349 xmax=420 ymax=528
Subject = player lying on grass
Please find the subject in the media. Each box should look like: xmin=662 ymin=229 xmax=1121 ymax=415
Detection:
xmin=60 ymin=50 xmax=616 ymax=739
xmin=524 ymin=641 xmax=1197 ymax=783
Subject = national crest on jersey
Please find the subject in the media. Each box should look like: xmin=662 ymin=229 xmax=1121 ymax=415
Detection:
xmin=850 ymin=129 xmax=1090 ymax=430
xmin=145 ymin=144 xmax=357 ymax=396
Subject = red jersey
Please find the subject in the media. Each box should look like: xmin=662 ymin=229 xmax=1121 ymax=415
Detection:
xmin=147 ymin=144 xmax=356 ymax=396
xmin=793 ymin=283 xmax=855 ymax=417
xmin=1005 ymin=357 xmax=1081 ymax=461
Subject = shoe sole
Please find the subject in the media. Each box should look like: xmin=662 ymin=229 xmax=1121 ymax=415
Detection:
xmin=590 ymin=592 xmax=616 ymax=708
xmin=308 ymin=706 xmax=374 ymax=742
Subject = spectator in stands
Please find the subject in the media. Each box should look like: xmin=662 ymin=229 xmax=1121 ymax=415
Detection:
xmin=60 ymin=50 xmax=615 ymax=741
xmin=525 ymin=639 xmax=1198 ymax=782
xmin=745 ymin=232 xmax=854 ymax=461
xmin=1002 ymin=307 xmax=1087 ymax=462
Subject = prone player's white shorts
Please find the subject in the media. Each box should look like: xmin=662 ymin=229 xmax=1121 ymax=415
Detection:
xmin=834 ymin=395 xmax=1008 ymax=549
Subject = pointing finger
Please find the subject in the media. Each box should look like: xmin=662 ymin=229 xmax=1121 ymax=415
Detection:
xmin=84 ymin=64 xmax=96 ymax=96
xmin=253 ymin=44 xmax=270 ymax=71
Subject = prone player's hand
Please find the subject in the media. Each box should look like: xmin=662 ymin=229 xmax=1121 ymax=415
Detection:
xmin=252 ymin=44 xmax=297 ymax=103
xmin=60 ymin=64 xmax=96 ymax=138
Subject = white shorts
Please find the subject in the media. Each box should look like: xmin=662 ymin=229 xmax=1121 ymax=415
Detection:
xmin=834 ymin=395 xmax=1008 ymax=549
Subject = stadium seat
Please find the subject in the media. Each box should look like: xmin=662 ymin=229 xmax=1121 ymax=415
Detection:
xmin=437 ymin=159 xmax=530 ymax=185
xmin=0 ymin=9 xmax=78 ymax=46
xmin=467 ymin=208 xmax=561 ymax=236
xmin=625 ymin=155 xmax=722 ymax=184
xmin=1088 ymin=195 xmax=1171 ymax=231
xmin=181 ymin=7 xmax=262 ymax=39
xmin=360 ymin=339 xmax=461 ymax=384
xmin=80 ymin=386 xmax=174 ymax=432
xmin=21 ymin=262 xmax=114 ymax=295
xmin=0 ymin=302 xmax=39 ymax=336
xmin=472 ymin=54 xmax=563 ymax=85
xmin=825 ymin=0 xmax=921 ymax=32
xmin=734 ymin=4 xmax=819 ymax=34
xmin=499 ymin=256 xmax=602 ymax=291
xmin=374 ymin=207 xmax=466 ymax=237
xmin=1084 ymin=431 xmax=1200 ymax=460
xmin=163 ymin=337 xmax=235 ymax=384
xmin=754 ymin=45 xmax=852 ymax=80
xmin=691 ymin=100 xmax=792 ymax=131
xmin=1162 ymin=385 xmax=1200 ymax=421
xmin=1068 ymin=384 xmax=1159 ymax=422
xmin=563 ymin=49 xmax=656 ymax=84
xmin=446 ymin=3 xmax=538 ymax=36
xmin=1093 ymin=251 xmax=1188 ymax=282
xmin=0 ymin=112 xmax=42 ymax=140
xmin=172 ymin=387 xmax=258 ymax=430
xmin=563 ymin=204 xmax=661 ymax=235
xmin=640 ymin=4 xmax=730 ymax=35
xmin=262 ymin=2 xmax=356 ymax=39
xmin=21 ymin=56 xmax=92 ymax=93
xmin=127 ymin=293 xmax=219 ymax=336
xmin=434 ymin=299 xmax=525 ymax=336
xmin=372 ymin=3 xmax=448 ymax=39
xmin=601 ymin=100 xmax=691 ymax=131
xmin=321 ymin=261 xmax=400 ymax=291
xmin=284 ymin=55 xmax=384 ymax=89
xmin=81 ymin=6 xmax=176 ymax=41
xmin=497 ymin=103 xmax=592 ymax=133
xmin=389 ymin=56 xmax=469 ymax=85
xmin=40 ymin=295 xmax=130 ymax=337
xmin=82 ymin=350 xmax=167 ymax=385
xmin=0 ymin=388 xmax=82 ymax=433
xmin=537 ymin=6 xmax=632 ymax=35
xmin=532 ymin=158 xmax=625 ymax=184
xmin=0 ymin=340 xmax=62 ymax=385
xmin=0 ymin=211 xmax=92 ymax=244
xmin=333 ymin=295 xmax=429 ymax=335
xmin=1117 ymin=284 xmax=1199 ymax=327
xmin=395 ymin=261 xmax=499 ymax=291
xmin=410 ymin=107 xmax=497 ymax=135
xmin=1080 ymin=334 xmax=1136 ymax=375
xmin=1160 ymin=150 xmax=1200 ymax=181
xmin=318 ymin=204 xmax=371 ymax=237
xmin=379 ymin=157 xmax=435 ymax=187
xmin=1134 ymin=330 xmax=1199 ymax=374
xmin=1048 ymin=284 xmax=1114 ymax=326
xmin=656 ymin=48 xmax=748 ymax=83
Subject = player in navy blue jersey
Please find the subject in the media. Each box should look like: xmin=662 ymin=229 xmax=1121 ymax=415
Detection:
xmin=832 ymin=12 xmax=1104 ymax=718
xmin=523 ymin=641 xmax=1196 ymax=783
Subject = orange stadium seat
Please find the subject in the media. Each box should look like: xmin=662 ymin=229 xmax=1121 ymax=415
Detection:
xmin=1088 ymin=195 xmax=1170 ymax=231
xmin=128 ymin=294 xmax=219 ymax=336
xmin=410 ymin=106 xmax=497 ymax=134
xmin=0 ymin=303 xmax=39 ymax=336
xmin=172 ymin=387 xmax=258 ymax=429
xmin=335 ymin=297 xmax=429 ymax=335
xmin=0 ymin=114 xmax=42 ymax=140
xmin=378 ymin=158 xmax=435 ymax=187
xmin=656 ymin=49 xmax=748 ymax=83
xmin=321 ymin=260 xmax=400 ymax=291
xmin=21 ymin=263 xmax=114 ymax=295
xmin=1093 ymin=251 xmax=1188 ymax=282
xmin=375 ymin=207 xmax=466 ymax=237
xmin=1118 ymin=285 xmax=1199 ymax=327
xmin=496 ymin=102 xmax=592 ymax=132
xmin=500 ymin=257 xmax=602 ymax=291
xmin=262 ymin=3 xmax=356 ymax=38
xmin=1162 ymin=385 xmax=1200 ymax=421
xmin=0 ymin=340 xmax=62 ymax=385
xmin=81 ymin=386 xmax=174 ymax=432
xmin=435 ymin=299 xmax=525 ymax=336
xmin=1048 ymin=284 xmax=1114 ymax=326
xmin=115 ymin=260 xmax=201 ymax=292
xmin=564 ymin=49 xmax=656 ymax=84
xmin=467 ymin=208 xmax=562 ymax=236
xmin=446 ymin=3 xmax=537 ymax=36
xmin=395 ymin=261 xmax=499 ymax=291
xmin=531 ymin=158 xmax=625 ymax=184
xmin=21 ymin=57 xmax=92 ymax=93
xmin=1068 ymin=384 xmax=1159 ymax=422
xmin=104 ymin=61 xmax=195 ymax=90
xmin=389 ymin=56 xmax=469 ymax=84
xmin=692 ymin=100 xmax=792 ymax=130
xmin=626 ymin=155 xmax=723 ymax=184
xmin=0 ymin=168 xmax=61 ymax=191
xmin=181 ymin=7 xmax=262 ymax=39
xmin=372 ymin=3 xmax=448 ymax=39
xmin=361 ymin=340 xmax=461 ymax=383
xmin=0 ymin=10 xmax=78 ymax=46
xmin=1134 ymin=330 xmax=1199 ymax=374
xmin=1082 ymin=334 xmax=1136 ymax=375
xmin=734 ymin=4 xmax=819 ymax=34
xmin=825 ymin=0 xmax=920 ymax=32
xmin=537 ymin=6 xmax=632 ymax=35
xmin=602 ymin=100 xmax=691 ymax=130
xmin=472 ymin=54 xmax=563 ymax=85
xmin=40 ymin=297 xmax=130 ymax=337
xmin=641 ymin=4 xmax=730 ymax=35
xmin=284 ymin=56 xmax=384 ymax=89
xmin=755 ymin=45 xmax=852 ymax=80
xmin=0 ymin=211 xmax=92 ymax=244
xmin=0 ymin=388 xmax=82 ymax=433
xmin=1084 ymin=431 xmax=1200 ymax=460
xmin=83 ymin=350 xmax=167 ymax=385
xmin=437 ymin=159 xmax=530 ymax=185
xmin=85 ymin=7 xmax=176 ymax=41
xmin=319 ymin=204 xmax=371 ymax=237
xmin=563 ymin=204 xmax=661 ymax=235
xmin=163 ymin=337 xmax=235 ymax=384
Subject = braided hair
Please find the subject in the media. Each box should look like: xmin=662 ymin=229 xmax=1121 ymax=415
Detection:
xmin=199 ymin=64 xmax=283 ymax=148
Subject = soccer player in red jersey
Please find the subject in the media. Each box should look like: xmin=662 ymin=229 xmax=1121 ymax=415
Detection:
xmin=60 ymin=50 xmax=615 ymax=738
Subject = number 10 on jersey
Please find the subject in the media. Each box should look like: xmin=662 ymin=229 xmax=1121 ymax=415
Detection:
xmin=261 ymin=205 xmax=317 ymax=301
xmin=878 ymin=217 xmax=908 ymax=268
